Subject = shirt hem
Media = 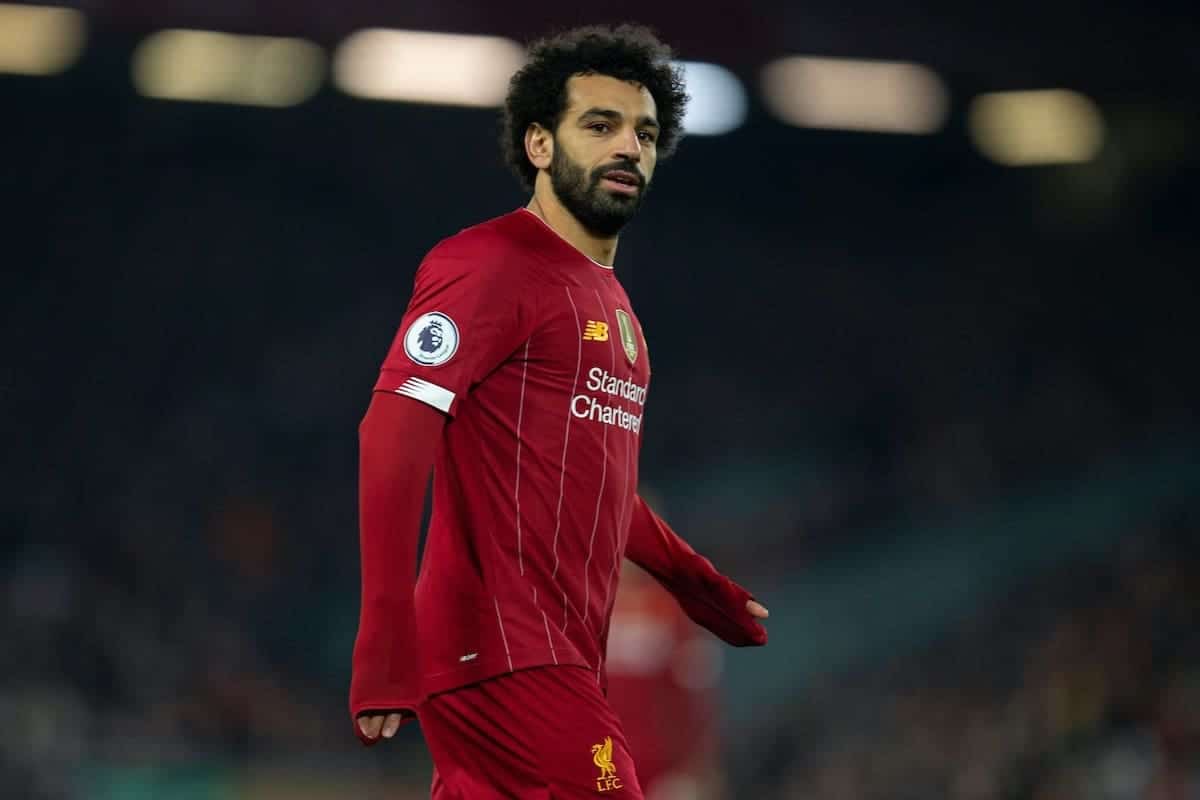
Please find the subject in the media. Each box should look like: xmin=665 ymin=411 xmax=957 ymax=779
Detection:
xmin=422 ymin=648 xmax=591 ymax=698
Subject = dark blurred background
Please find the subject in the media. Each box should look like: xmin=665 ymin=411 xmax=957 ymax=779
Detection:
xmin=2 ymin=1 xmax=1198 ymax=798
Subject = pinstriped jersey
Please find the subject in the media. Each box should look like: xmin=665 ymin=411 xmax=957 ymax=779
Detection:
xmin=374 ymin=208 xmax=651 ymax=696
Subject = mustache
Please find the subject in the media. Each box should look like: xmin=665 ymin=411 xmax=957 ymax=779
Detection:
xmin=590 ymin=161 xmax=646 ymax=188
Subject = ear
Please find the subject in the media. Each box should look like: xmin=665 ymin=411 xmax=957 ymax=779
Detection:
xmin=524 ymin=122 xmax=553 ymax=171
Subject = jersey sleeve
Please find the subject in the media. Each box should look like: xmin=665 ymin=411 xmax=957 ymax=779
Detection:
xmin=374 ymin=246 xmax=529 ymax=416
xmin=626 ymin=495 xmax=768 ymax=647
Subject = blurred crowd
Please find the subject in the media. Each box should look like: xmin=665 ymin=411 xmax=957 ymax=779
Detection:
xmin=745 ymin=503 xmax=1200 ymax=800
xmin=5 ymin=479 xmax=1195 ymax=800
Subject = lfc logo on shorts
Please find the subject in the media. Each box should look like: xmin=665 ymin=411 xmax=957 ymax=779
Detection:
xmin=614 ymin=310 xmax=637 ymax=365
xmin=591 ymin=736 xmax=624 ymax=792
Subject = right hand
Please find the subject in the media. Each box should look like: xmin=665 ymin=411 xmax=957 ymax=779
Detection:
xmin=357 ymin=711 xmax=407 ymax=741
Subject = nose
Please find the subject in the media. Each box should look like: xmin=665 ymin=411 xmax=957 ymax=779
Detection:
xmin=612 ymin=125 xmax=642 ymax=163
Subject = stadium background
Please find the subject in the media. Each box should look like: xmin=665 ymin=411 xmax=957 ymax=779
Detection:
xmin=2 ymin=1 xmax=1197 ymax=798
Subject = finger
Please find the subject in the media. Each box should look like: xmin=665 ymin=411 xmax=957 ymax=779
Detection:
xmin=382 ymin=713 xmax=403 ymax=738
xmin=746 ymin=600 xmax=769 ymax=619
xmin=358 ymin=715 xmax=383 ymax=739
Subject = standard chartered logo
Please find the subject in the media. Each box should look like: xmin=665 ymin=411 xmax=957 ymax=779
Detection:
xmin=572 ymin=367 xmax=647 ymax=433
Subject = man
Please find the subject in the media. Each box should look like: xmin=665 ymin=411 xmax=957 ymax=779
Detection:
xmin=351 ymin=23 xmax=768 ymax=798
xmin=606 ymin=561 xmax=727 ymax=799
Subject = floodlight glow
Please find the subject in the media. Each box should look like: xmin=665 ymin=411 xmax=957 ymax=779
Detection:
xmin=762 ymin=56 xmax=948 ymax=134
xmin=0 ymin=4 xmax=85 ymax=76
xmin=968 ymin=90 xmax=1104 ymax=166
xmin=334 ymin=29 xmax=525 ymax=107
xmin=132 ymin=30 xmax=325 ymax=107
xmin=676 ymin=61 xmax=747 ymax=136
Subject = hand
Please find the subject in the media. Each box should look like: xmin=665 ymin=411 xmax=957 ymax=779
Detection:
xmin=746 ymin=599 xmax=770 ymax=619
xmin=357 ymin=711 xmax=406 ymax=741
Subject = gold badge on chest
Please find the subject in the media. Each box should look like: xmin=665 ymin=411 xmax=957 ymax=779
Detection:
xmin=614 ymin=309 xmax=638 ymax=365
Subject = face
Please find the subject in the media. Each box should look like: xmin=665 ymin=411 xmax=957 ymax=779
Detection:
xmin=545 ymin=73 xmax=660 ymax=237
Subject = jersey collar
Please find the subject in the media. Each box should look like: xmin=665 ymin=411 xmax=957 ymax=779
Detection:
xmin=518 ymin=208 xmax=615 ymax=271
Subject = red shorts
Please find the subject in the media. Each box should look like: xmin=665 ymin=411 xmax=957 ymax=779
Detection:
xmin=420 ymin=665 xmax=644 ymax=799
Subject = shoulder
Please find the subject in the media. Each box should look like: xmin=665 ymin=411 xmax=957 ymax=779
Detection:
xmin=426 ymin=210 xmax=542 ymax=268
xmin=410 ymin=218 xmax=506 ymax=290
xmin=413 ymin=212 xmax=549 ymax=295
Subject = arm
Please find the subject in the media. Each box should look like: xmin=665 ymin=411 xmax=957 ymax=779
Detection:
xmin=349 ymin=391 xmax=445 ymax=744
xmin=624 ymin=495 xmax=768 ymax=647
xmin=351 ymin=242 xmax=530 ymax=744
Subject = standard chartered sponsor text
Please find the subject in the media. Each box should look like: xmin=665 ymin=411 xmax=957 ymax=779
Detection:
xmin=572 ymin=367 xmax=647 ymax=432
xmin=586 ymin=366 xmax=647 ymax=405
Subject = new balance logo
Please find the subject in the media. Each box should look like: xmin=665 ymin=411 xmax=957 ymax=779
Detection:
xmin=582 ymin=321 xmax=610 ymax=342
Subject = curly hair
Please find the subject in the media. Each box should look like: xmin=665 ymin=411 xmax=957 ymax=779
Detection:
xmin=500 ymin=24 xmax=689 ymax=190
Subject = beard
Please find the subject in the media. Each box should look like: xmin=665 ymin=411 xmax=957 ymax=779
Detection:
xmin=549 ymin=144 xmax=647 ymax=238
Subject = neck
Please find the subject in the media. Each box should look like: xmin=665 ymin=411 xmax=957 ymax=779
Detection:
xmin=526 ymin=183 xmax=618 ymax=267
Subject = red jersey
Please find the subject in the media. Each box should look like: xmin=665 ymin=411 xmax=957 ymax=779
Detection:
xmin=373 ymin=208 xmax=651 ymax=696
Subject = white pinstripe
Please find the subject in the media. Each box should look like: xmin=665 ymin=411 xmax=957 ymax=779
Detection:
xmin=529 ymin=581 xmax=558 ymax=662
xmin=601 ymin=445 xmax=631 ymax=626
xmin=581 ymin=292 xmax=614 ymax=626
xmin=507 ymin=339 xmax=565 ymax=665
xmin=602 ymin=308 xmax=638 ymax=625
xmin=514 ymin=339 xmax=531 ymax=576
xmin=493 ymin=596 xmax=514 ymax=672
xmin=542 ymin=609 xmax=559 ymax=664
xmin=551 ymin=286 xmax=583 ymax=631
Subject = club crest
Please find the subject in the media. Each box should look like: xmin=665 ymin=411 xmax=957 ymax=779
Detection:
xmin=615 ymin=309 xmax=638 ymax=365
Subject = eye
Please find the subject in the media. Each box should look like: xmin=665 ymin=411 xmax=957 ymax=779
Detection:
xmin=588 ymin=122 xmax=611 ymax=134
xmin=637 ymin=130 xmax=657 ymax=143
